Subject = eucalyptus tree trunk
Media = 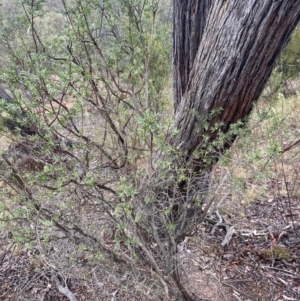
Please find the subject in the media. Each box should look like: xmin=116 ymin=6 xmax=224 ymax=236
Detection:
xmin=164 ymin=0 xmax=300 ymax=253
xmin=173 ymin=1 xmax=300 ymax=160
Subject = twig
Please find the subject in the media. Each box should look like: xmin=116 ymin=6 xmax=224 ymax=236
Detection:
xmin=111 ymin=290 xmax=118 ymax=301
xmin=51 ymin=270 xmax=78 ymax=301
xmin=266 ymin=266 xmax=300 ymax=277
xmin=221 ymin=226 xmax=235 ymax=247
xmin=216 ymin=192 xmax=230 ymax=209
xmin=281 ymin=161 xmax=295 ymax=228
xmin=270 ymin=243 xmax=275 ymax=267
xmin=211 ymin=210 xmax=223 ymax=235
xmin=282 ymin=294 xmax=297 ymax=300
xmin=281 ymin=137 xmax=300 ymax=154
xmin=222 ymin=279 xmax=254 ymax=283
xmin=277 ymin=277 xmax=288 ymax=286
xmin=222 ymin=281 xmax=255 ymax=299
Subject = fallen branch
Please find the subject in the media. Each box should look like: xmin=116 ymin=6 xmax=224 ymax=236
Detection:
xmin=221 ymin=226 xmax=236 ymax=247
xmin=51 ymin=270 xmax=78 ymax=301
xmin=211 ymin=210 xmax=223 ymax=235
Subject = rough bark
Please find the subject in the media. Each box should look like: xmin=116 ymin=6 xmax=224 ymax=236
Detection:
xmin=173 ymin=1 xmax=300 ymax=159
xmin=173 ymin=0 xmax=212 ymax=108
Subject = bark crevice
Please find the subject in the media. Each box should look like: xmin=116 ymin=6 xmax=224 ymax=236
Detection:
xmin=173 ymin=0 xmax=300 ymax=159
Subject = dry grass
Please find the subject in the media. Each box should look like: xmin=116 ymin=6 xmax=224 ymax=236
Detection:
xmin=211 ymin=89 xmax=300 ymax=213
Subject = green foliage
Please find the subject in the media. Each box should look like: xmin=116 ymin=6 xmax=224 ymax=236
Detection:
xmin=265 ymin=26 xmax=300 ymax=98
xmin=0 ymin=0 xmax=175 ymax=299
xmin=279 ymin=25 xmax=300 ymax=79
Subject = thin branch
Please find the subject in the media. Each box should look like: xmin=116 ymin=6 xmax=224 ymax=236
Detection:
xmin=51 ymin=270 xmax=78 ymax=301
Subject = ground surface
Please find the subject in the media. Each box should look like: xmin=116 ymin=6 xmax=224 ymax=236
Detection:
xmin=1 ymin=190 xmax=300 ymax=301
xmin=184 ymin=194 xmax=300 ymax=301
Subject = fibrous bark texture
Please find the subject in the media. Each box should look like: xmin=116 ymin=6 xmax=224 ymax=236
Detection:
xmin=173 ymin=0 xmax=300 ymax=157
xmin=173 ymin=0 xmax=212 ymax=108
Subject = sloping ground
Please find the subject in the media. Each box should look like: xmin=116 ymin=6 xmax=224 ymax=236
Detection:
xmin=1 ymin=191 xmax=299 ymax=301
xmin=0 ymin=247 xmax=150 ymax=301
